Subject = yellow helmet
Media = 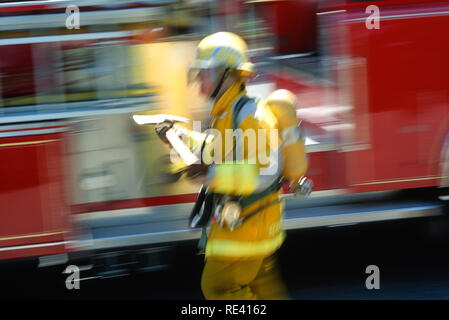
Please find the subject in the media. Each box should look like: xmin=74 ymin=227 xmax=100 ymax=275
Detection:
xmin=188 ymin=32 xmax=255 ymax=82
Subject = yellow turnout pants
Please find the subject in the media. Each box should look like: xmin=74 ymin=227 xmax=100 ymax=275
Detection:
xmin=201 ymin=254 xmax=289 ymax=300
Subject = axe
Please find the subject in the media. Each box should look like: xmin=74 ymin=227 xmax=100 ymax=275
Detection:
xmin=133 ymin=114 xmax=199 ymax=166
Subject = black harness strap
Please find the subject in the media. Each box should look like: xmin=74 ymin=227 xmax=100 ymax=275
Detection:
xmin=210 ymin=68 xmax=230 ymax=100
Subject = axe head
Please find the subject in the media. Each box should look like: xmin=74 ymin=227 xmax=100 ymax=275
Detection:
xmin=133 ymin=114 xmax=189 ymax=125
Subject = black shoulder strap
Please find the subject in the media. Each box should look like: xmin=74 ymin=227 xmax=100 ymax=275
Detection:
xmin=188 ymin=185 xmax=215 ymax=229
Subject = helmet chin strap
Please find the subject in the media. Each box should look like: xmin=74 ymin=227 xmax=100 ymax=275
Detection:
xmin=209 ymin=68 xmax=230 ymax=100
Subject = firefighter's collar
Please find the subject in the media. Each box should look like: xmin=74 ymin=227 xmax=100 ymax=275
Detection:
xmin=210 ymin=79 xmax=246 ymax=117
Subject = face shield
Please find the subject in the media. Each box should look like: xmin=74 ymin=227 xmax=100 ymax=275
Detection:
xmin=188 ymin=63 xmax=228 ymax=99
xmin=188 ymin=58 xmax=217 ymax=84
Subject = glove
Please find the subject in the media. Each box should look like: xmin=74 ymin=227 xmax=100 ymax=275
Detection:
xmin=291 ymin=177 xmax=313 ymax=197
xmin=155 ymin=120 xmax=174 ymax=144
xmin=185 ymin=163 xmax=209 ymax=179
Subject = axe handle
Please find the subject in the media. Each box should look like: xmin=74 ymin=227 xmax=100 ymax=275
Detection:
xmin=165 ymin=128 xmax=199 ymax=166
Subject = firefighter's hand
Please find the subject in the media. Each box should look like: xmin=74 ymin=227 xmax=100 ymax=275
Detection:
xmin=185 ymin=163 xmax=209 ymax=179
xmin=155 ymin=120 xmax=174 ymax=144
xmin=292 ymin=177 xmax=313 ymax=197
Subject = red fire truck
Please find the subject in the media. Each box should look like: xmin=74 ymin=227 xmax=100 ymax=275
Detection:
xmin=0 ymin=0 xmax=447 ymax=275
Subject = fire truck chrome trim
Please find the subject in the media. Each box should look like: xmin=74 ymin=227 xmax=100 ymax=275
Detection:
xmin=73 ymin=204 xmax=443 ymax=250
xmin=352 ymin=176 xmax=444 ymax=186
xmin=344 ymin=10 xmax=449 ymax=23
xmin=316 ymin=10 xmax=347 ymax=16
xmin=38 ymin=253 xmax=68 ymax=268
xmin=0 ymin=231 xmax=65 ymax=242
xmin=0 ymin=31 xmax=134 ymax=45
xmin=0 ymin=97 xmax=154 ymax=124
xmin=72 ymin=190 xmax=350 ymax=224
xmin=0 ymin=8 xmax=165 ymax=32
xmin=0 ymin=241 xmax=71 ymax=252
xmin=0 ymin=121 xmax=69 ymax=131
xmin=71 ymin=190 xmax=442 ymax=250
xmin=283 ymin=205 xmax=443 ymax=230
xmin=305 ymin=143 xmax=338 ymax=153
xmin=0 ymin=128 xmax=68 ymax=138
xmin=0 ymin=139 xmax=59 ymax=147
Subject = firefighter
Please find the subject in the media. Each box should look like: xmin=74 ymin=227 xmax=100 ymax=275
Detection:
xmin=156 ymin=32 xmax=308 ymax=300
